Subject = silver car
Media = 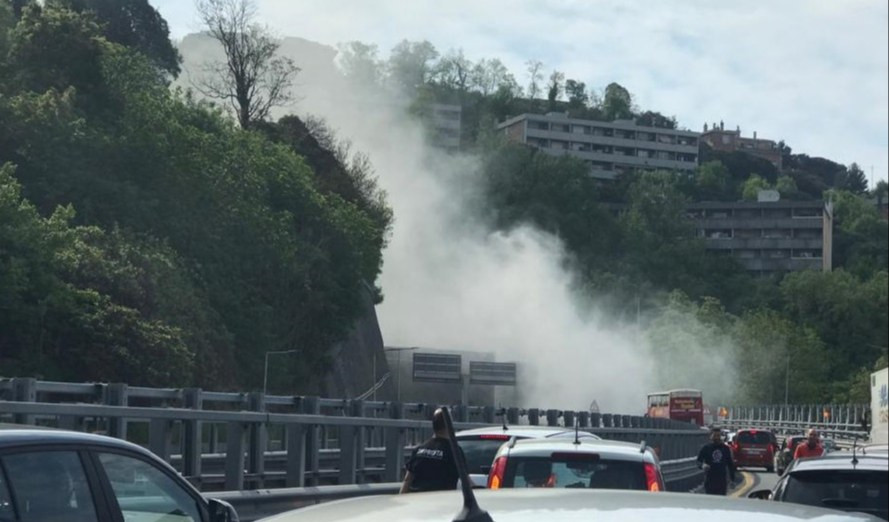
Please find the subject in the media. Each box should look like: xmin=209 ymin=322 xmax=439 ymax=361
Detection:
xmin=455 ymin=425 xmax=601 ymax=487
xmin=257 ymin=488 xmax=881 ymax=521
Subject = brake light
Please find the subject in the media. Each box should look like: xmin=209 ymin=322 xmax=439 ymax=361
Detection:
xmin=488 ymin=456 xmax=507 ymax=489
xmin=644 ymin=462 xmax=663 ymax=492
xmin=479 ymin=434 xmax=510 ymax=441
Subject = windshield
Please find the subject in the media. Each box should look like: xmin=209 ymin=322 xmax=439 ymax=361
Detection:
xmin=503 ymin=457 xmax=645 ymax=490
xmin=457 ymin=437 xmax=511 ymax=475
xmin=783 ymin=470 xmax=888 ymax=519
xmin=737 ymin=432 xmax=772 ymax=444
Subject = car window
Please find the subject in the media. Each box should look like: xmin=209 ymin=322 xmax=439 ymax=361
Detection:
xmin=97 ymin=452 xmax=203 ymax=522
xmin=457 ymin=437 xmax=512 ymax=474
xmin=0 ymin=466 xmax=14 ymax=522
xmin=504 ymin=457 xmax=645 ymax=490
xmin=736 ymin=431 xmax=771 ymax=444
xmin=783 ymin=470 xmax=888 ymax=519
xmin=3 ymin=450 xmax=99 ymax=522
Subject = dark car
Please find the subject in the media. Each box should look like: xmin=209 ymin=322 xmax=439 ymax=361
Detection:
xmin=731 ymin=429 xmax=777 ymax=472
xmin=750 ymin=452 xmax=889 ymax=520
xmin=0 ymin=425 xmax=238 ymax=522
xmin=775 ymin=435 xmax=808 ymax=475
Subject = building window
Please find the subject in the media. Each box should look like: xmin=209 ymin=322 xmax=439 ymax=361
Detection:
xmin=793 ymin=207 xmax=822 ymax=218
xmin=735 ymin=228 xmax=761 ymax=238
xmin=705 ymin=229 xmax=733 ymax=239
xmin=793 ymin=229 xmax=820 ymax=239
xmin=767 ymin=249 xmax=791 ymax=258
xmin=737 ymin=249 xmax=759 ymax=258
xmin=792 ymin=249 xmax=822 ymax=259
xmin=762 ymin=229 xmax=792 ymax=239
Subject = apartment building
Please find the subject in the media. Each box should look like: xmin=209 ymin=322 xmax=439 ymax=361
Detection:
xmin=429 ymin=103 xmax=462 ymax=149
xmin=497 ymin=112 xmax=700 ymax=180
xmin=687 ymin=191 xmax=832 ymax=274
xmin=701 ymin=121 xmax=782 ymax=171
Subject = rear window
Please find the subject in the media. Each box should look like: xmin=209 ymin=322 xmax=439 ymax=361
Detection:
xmin=503 ymin=456 xmax=645 ymax=490
xmin=783 ymin=470 xmax=888 ymax=519
xmin=457 ymin=437 xmax=512 ymax=475
xmin=736 ymin=431 xmax=772 ymax=444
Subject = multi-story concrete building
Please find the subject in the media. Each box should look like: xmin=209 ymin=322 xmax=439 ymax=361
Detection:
xmin=687 ymin=191 xmax=832 ymax=274
xmin=497 ymin=112 xmax=700 ymax=180
xmin=429 ymin=103 xmax=462 ymax=149
xmin=700 ymin=121 xmax=782 ymax=171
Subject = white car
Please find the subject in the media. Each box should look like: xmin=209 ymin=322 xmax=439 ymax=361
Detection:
xmin=455 ymin=425 xmax=602 ymax=487
xmin=486 ymin=437 xmax=664 ymax=491
xmin=257 ymin=488 xmax=882 ymax=521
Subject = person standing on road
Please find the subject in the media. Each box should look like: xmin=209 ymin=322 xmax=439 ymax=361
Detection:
xmin=400 ymin=408 xmax=461 ymax=493
xmin=793 ymin=428 xmax=824 ymax=460
xmin=697 ymin=427 xmax=737 ymax=495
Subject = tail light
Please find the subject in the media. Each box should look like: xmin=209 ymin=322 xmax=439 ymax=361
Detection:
xmin=644 ymin=462 xmax=664 ymax=492
xmin=487 ymin=456 xmax=507 ymax=489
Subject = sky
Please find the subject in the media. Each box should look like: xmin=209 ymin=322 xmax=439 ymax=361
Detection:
xmin=154 ymin=0 xmax=889 ymax=187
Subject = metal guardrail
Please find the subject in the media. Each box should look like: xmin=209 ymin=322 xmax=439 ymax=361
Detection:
xmin=716 ymin=418 xmax=868 ymax=442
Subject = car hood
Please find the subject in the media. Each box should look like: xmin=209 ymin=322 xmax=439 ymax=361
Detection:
xmin=258 ymin=489 xmax=880 ymax=521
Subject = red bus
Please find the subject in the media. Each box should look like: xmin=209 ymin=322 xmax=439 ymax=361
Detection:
xmin=647 ymin=389 xmax=704 ymax=426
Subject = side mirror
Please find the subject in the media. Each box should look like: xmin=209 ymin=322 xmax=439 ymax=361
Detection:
xmin=747 ymin=489 xmax=772 ymax=500
xmin=208 ymin=498 xmax=239 ymax=522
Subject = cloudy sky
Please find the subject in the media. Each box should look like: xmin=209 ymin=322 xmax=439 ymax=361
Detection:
xmin=154 ymin=0 xmax=889 ymax=185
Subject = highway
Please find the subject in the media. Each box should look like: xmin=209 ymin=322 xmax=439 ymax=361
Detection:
xmin=729 ymin=468 xmax=780 ymax=498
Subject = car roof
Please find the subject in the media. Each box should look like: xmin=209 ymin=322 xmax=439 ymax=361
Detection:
xmin=499 ymin=437 xmax=656 ymax=462
xmin=0 ymin=426 xmax=155 ymax=457
xmin=456 ymin=425 xmax=600 ymax=440
xmin=787 ymin=453 xmax=888 ymax=473
xmin=257 ymin=488 xmax=881 ymax=521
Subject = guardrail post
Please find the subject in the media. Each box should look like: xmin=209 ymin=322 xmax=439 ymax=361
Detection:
xmin=545 ymin=409 xmax=559 ymax=427
xmin=301 ymin=396 xmax=321 ymax=486
xmin=105 ymin=383 xmax=128 ymax=439
xmin=590 ymin=412 xmax=601 ymax=428
xmin=224 ymin=421 xmax=246 ymax=490
xmin=602 ymin=413 xmax=613 ymax=428
xmin=149 ymin=418 xmax=171 ymax=461
xmin=563 ymin=411 xmax=575 ymax=428
xmin=350 ymin=399 xmax=366 ymax=484
xmin=11 ymin=378 xmax=37 ymax=425
xmin=622 ymin=415 xmax=632 ymax=429
xmin=483 ymin=406 xmax=495 ymax=424
xmin=507 ymin=407 xmax=519 ymax=425
xmin=384 ymin=402 xmax=405 ymax=482
xmin=182 ymin=388 xmax=203 ymax=483
xmin=528 ymin=408 xmax=540 ymax=426
xmin=285 ymin=420 xmax=308 ymax=487
xmin=577 ymin=412 xmax=589 ymax=428
xmin=247 ymin=392 xmax=266 ymax=488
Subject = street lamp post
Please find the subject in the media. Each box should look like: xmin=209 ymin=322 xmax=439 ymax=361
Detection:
xmin=263 ymin=349 xmax=299 ymax=396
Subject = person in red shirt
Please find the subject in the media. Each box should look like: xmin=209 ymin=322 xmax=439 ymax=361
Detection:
xmin=793 ymin=428 xmax=824 ymax=460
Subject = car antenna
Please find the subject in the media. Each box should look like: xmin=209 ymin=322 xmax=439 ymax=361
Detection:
xmin=442 ymin=407 xmax=495 ymax=522
xmin=573 ymin=416 xmax=581 ymax=445
xmin=500 ymin=405 xmax=508 ymax=432
xmin=639 ymin=440 xmax=647 ymax=454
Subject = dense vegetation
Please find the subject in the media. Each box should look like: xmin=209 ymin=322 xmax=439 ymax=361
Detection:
xmin=1 ymin=2 xmax=885 ymax=405
xmin=0 ymin=1 xmax=391 ymax=392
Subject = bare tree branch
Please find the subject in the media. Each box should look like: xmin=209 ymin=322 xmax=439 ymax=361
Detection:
xmin=195 ymin=0 xmax=299 ymax=128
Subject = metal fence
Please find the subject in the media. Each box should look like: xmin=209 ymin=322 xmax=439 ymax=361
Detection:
xmin=0 ymin=377 xmax=708 ymax=492
xmin=718 ymin=403 xmax=869 ymax=440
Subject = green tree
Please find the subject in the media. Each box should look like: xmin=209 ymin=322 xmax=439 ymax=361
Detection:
xmin=601 ymin=82 xmax=634 ymax=120
xmin=335 ymin=41 xmax=384 ymax=88
xmin=780 ymin=270 xmax=888 ymax=391
xmin=564 ymin=79 xmax=588 ymax=109
xmin=775 ymin=175 xmax=798 ymax=198
xmin=386 ymin=39 xmax=438 ymax=95
xmin=525 ymin=59 xmax=543 ymax=100
xmin=828 ymin=189 xmax=889 ymax=276
xmin=732 ymin=308 xmax=830 ymax=403
xmin=546 ymin=69 xmax=564 ymax=110
xmin=695 ymin=160 xmax=730 ymax=201
xmin=48 ymin=0 xmax=181 ymax=77
xmin=741 ymin=174 xmax=770 ymax=200
xmin=838 ymin=162 xmax=868 ymax=194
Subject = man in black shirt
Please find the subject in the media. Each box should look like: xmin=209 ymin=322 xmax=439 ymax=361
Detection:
xmin=400 ymin=408 xmax=461 ymax=493
xmin=697 ymin=427 xmax=737 ymax=495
